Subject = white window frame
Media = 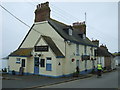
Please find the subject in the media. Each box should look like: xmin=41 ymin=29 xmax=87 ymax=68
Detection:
xmin=16 ymin=58 xmax=21 ymax=64
xmin=69 ymin=29 xmax=72 ymax=36
xmin=91 ymin=47 xmax=93 ymax=56
xmin=76 ymin=44 xmax=80 ymax=56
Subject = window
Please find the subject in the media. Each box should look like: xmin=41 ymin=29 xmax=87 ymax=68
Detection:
xmin=84 ymin=46 xmax=87 ymax=55
xmin=83 ymin=34 xmax=86 ymax=39
xmin=16 ymin=58 xmax=21 ymax=64
xmin=69 ymin=29 xmax=72 ymax=36
xmin=40 ymin=59 xmax=45 ymax=67
xmin=46 ymin=57 xmax=52 ymax=71
xmin=46 ymin=64 xmax=52 ymax=71
xmin=91 ymin=47 xmax=93 ymax=56
xmin=46 ymin=57 xmax=51 ymax=60
xmin=46 ymin=57 xmax=52 ymax=63
xmin=94 ymin=49 xmax=98 ymax=56
xmin=76 ymin=44 xmax=80 ymax=56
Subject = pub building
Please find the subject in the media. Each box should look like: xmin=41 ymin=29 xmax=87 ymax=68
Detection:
xmin=8 ymin=2 xmax=98 ymax=77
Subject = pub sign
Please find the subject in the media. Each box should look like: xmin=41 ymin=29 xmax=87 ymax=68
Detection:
xmin=35 ymin=46 xmax=49 ymax=52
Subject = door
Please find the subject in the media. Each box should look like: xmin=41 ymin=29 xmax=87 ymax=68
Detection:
xmin=21 ymin=59 xmax=25 ymax=67
xmin=46 ymin=57 xmax=52 ymax=71
xmin=20 ymin=59 xmax=25 ymax=75
xmin=34 ymin=57 xmax=39 ymax=74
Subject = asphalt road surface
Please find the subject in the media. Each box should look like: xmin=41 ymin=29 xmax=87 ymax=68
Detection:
xmin=41 ymin=70 xmax=118 ymax=88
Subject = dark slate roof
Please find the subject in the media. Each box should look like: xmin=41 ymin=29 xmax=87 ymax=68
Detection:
xmin=97 ymin=47 xmax=113 ymax=57
xmin=42 ymin=35 xmax=65 ymax=58
xmin=9 ymin=48 xmax=33 ymax=57
xmin=48 ymin=18 xmax=97 ymax=47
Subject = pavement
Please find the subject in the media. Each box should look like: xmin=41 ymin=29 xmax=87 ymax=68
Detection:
xmin=2 ymin=73 xmax=93 ymax=89
xmin=2 ymin=69 xmax=117 ymax=89
xmin=40 ymin=70 xmax=118 ymax=88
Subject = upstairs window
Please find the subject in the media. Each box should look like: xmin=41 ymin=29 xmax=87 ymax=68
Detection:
xmin=94 ymin=49 xmax=98 ymax=56
xmin=63 ymin=28 xmax=72 ymax=36
xmin=69 ymin=29 xmax=72 ymax=36
xmin=84 ymin=46 xmax=87 ymax=55
xmin=76 ymin=44 xmax=80 ymax=56
xmin=78 ymin=34 xmax=86 ymax=39
xmin=90 ymin=47 xmax=93 ymax=56
xmin=83 ymin=34 xmax=86 ymax=39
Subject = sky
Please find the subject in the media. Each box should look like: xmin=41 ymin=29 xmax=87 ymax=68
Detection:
xmin=0 ymin=0 xmax=118 ymax=57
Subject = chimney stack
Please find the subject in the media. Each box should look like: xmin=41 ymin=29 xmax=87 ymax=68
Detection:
xmin=92 ymin=40 xmax=99 ymax=47
xmin=34 ymin=2 xmax=51 ymax=22
xmin=72 ymin=21 xmax=86 ymax=35
xmin=100 ymin=44 xmax=108 ymax=51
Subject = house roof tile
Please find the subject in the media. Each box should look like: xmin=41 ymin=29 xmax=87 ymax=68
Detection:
xmin=97 ymin=47 xmax=113 ymax=57
xmin=48 ymin=18 xmax=97 ymax=47
xmin=9 ymin=48 xmax=33 ymax=57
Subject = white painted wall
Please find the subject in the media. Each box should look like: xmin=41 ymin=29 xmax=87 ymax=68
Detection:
xmin=20 ymin=21 xmax=65 ymax=56
xmin=34 ymin=38 xmax=64 ymax=76
xmin=11 ymin=21 xmax=98 ymax=76
xmin=63 ymin=42 xmax=97 ymax=75
xmin=26 ymin=57 xmax=34 ymax=73
xmin=8 ymin=57 xmax=27 ymax=72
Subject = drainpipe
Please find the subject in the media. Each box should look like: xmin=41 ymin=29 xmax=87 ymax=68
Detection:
xmin=64 ymin=40 xmax=67 ymax=57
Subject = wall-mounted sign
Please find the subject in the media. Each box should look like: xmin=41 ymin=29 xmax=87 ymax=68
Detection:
xmin=35 ymin=46 xmax=49 ymax=52
xmin=81 ymin=55 xmax=90 ymax=60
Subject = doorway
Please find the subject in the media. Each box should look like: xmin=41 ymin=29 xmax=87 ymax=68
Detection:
xmin=34 ymin=57 xmax=39 ymax=74
xmin=21 ymin=59 xmax=25 ymax=67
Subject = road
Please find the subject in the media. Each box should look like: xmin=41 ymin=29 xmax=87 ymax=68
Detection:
xmin=41 ymin=70 xmax=118 ymax=88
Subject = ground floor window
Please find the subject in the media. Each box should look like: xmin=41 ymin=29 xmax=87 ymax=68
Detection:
xmin=46 ymin=57 xmax=52 ymax=71
xmin=46 ymin=64 xmax=52 ymax=71
xmin=41 ymin=59 xmax=45 ymax=67
xmin=16 ymin=58 xmax=21 ymax=64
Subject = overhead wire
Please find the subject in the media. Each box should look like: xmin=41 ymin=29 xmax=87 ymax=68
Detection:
xmin=25 ymin=1 xmax=109 ymax=35
xmin=25 ymin=1 xmax=81 ymax=24
xmin=50 ymin=3 xmax=81 ymax=22
xmin=51 ymin=9 xmax=74 ymax=24
xmin=1 ymin=2 xmax=111 ymax=46
xmin=0 ymin=4 xmax=64 ymax=43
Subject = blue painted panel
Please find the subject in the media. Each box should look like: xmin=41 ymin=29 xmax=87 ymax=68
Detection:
xmin=46 ymin=64 xmax=52 ymax=71
xmin=34 ymin=67 xmax=39 ymax=74
xmin=34 ymin=57 xmax=39 ymax=74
